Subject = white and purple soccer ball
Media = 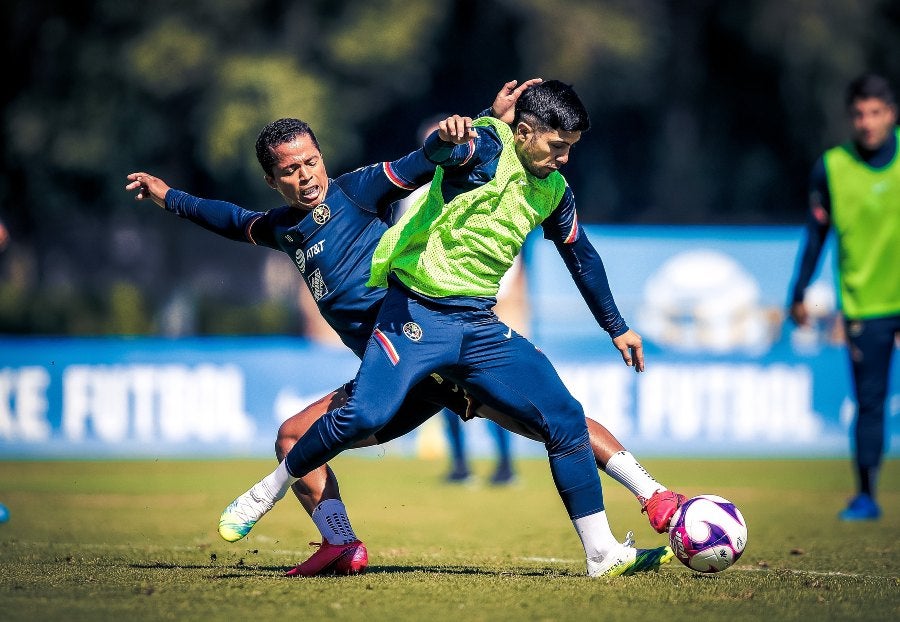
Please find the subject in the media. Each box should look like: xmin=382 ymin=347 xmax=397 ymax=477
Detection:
xmin=668 ymin=494 xmax=747 ymax=573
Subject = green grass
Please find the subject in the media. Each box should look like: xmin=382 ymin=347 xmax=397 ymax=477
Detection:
xmin=0 ymin=457 xmax=897 ymax=621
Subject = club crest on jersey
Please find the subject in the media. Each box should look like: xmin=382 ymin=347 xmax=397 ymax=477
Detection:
xmin=403 ymin=322 xmax=423 ymax=341
xmin=294 ymin=248 xmax=305 ymax=273
xmin=312 ymin=204 xmax=331 ymax=225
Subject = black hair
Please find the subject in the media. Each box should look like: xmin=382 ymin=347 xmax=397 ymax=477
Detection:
xmin=513 ymin=80 xmax=590 ymax=133
xmin=255 ymin=118 xmax=321 ymax=176
xmin=845 ymin=73 xmax=896 ymax=108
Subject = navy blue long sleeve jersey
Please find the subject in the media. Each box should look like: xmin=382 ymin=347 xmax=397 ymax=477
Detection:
xmin=164 ymin=122 xmax=627 ymax=357
xmin=165 ymin=145 xmax=453 ymax=356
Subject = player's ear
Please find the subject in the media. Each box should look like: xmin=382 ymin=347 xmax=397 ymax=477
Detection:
xmin=514 ymin=120 xmax=533 ymax=144
xmin=264 ymin=175 xmax=277 ymax=190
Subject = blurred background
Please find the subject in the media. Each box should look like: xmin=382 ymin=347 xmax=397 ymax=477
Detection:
xmin=0 ymin=0 xmax=898 ymax=459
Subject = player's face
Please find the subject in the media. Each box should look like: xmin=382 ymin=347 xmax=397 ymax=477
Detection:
xmin=265 ymin=133 xmax=329 ymax=211
xmin=849 ymin=97 xmax=897 ymax=152
xmin=514 ymin=123 xmax=581 ymax=179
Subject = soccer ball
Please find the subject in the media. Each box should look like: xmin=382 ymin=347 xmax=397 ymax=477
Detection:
xmin=668 ymin=494 xmax=747 ymax=573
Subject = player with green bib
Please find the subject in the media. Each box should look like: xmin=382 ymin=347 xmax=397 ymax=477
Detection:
xmin=790 ymin=73 xmax=900 ymax=521
xmin=221 ymin=81 xmax=674 ymax=576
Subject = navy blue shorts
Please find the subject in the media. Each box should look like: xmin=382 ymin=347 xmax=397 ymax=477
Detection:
xmin=349 ymin=284 xmax=589 ymax=456
xmin=287 ymin=283 xmax=603 ymax=518
xmin=350 ymin=374 xmax=468 ymax=444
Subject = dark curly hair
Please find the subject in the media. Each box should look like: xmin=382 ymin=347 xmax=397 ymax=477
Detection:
xmin=255 ymin=118 xmax=321 ymax=176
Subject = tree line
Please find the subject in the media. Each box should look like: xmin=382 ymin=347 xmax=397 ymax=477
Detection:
xmin=1 ymin=0 xmax=898 ymax=335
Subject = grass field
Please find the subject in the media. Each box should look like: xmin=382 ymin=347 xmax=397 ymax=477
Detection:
xmin=0 ymin=457 xmax=897 ymax=621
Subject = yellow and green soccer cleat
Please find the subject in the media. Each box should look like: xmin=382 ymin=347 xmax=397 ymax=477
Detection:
xmin=217 ymin=484 xmax=278 ymax=542
xmin=587 ymin=531 xmax=675 ymax=577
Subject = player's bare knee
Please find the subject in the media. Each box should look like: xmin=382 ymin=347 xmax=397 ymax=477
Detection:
xmin=275 ymin=422 xmax=299 ymax=462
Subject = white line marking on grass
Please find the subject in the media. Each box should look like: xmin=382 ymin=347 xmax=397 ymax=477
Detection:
xmin=15 ymin=541 xmax=307 ymax=557
xmin=729 ymin=565 xmax=887 ymax=580
xmin=521 ymin=559 xmax=893 ymax=581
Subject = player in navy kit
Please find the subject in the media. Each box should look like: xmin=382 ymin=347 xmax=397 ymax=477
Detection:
xmin=214 ymin=81 xmax=680 ymax=577
xmin=127 ymin=110 xmax=475 ymax=575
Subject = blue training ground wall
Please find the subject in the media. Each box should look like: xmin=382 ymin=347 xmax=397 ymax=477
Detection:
xmin=0 ymin=225 xmax=897 ymax=459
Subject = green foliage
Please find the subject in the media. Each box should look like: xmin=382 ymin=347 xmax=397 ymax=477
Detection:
xmin=195 ymin=298 xmax=299 ymax=335
xmin=2 ymin=0 xmax=900 ymax=335
xmin=508 ymin=0 xmax=665 ymax=91
xmin=327 ymin=0 xmax=449 ymax=83
xmin=107 ymin=281 xmax=154 ymax=335
xmin=126 ymin=18 xmax=215 ymax=98
xmin=201 ymin=55 xmax=343 ymax=177
xmin=0 ymin=458 xmax=897 ymax=621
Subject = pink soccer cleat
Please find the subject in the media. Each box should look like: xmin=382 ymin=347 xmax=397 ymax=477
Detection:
xmin=642 ymin=489 xmax=687 ymax=533
xmin=284 ymin=540 xmax=368 ymax=577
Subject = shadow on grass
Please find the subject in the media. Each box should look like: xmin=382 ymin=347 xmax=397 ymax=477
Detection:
xmin=130 ymin=561 xmax=563 ymax=579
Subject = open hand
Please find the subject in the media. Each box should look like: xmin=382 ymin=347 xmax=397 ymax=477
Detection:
xmin=125 ymin=172 xmax=170 ymax=209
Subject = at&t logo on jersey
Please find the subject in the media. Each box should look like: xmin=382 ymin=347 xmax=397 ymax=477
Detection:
xmin=305 ymin=239 xmax=325 ymax=260
xmin=402 ymin=322 xmax=423 ymax=341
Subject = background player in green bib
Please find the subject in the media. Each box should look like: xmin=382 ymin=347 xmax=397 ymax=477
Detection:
xmin=221 ymin=81 xmax=675 ymax=577
xmin=789 ymin=73 xmax=900 ymax=521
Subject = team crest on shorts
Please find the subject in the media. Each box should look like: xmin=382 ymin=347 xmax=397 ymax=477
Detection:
xmin=312 ymin=204 xmax=331 ymax=225
xmin=403 ymin=322 xmax=423 ymax=341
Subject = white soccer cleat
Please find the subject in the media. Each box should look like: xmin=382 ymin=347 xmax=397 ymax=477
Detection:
xmin=218 ymin=482 xmax=281 ymax=542
xmin=587 ymin=531 xmax=675 ymax=577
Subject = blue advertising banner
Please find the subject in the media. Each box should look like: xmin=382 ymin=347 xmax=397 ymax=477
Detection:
xmin=0 ymin=337 xmax=361 ymax=458
xmin=525 ymin=225 xmax=898 ymax=458
xmin=0 ymin=226 xmax=896 ymax=459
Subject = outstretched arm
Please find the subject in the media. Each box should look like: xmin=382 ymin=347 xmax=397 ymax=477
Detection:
xmin=358 ymin=78 xmax=540 ymax=214
xmin=340 ymin=112 xmax=481 ymax=216
xmin=125 ymin=171 xmax=267 ymax=244
xmin=421 ymin=77 xmax=541 ymax=168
